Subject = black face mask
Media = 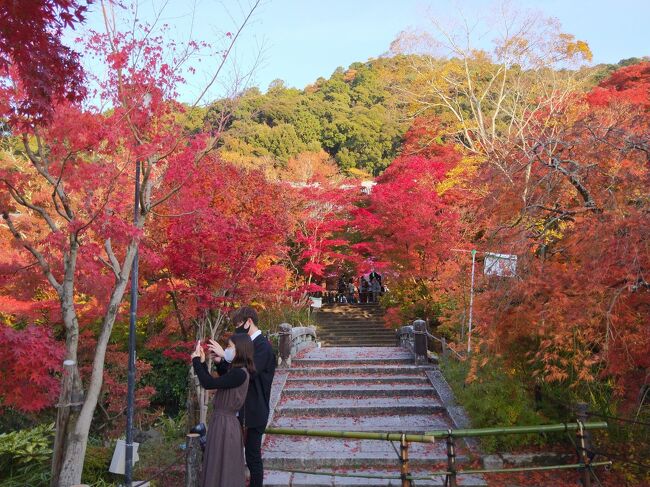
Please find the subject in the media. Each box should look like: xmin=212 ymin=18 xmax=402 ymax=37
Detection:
xmin=235 ymin=322 xmax=248 ymax=334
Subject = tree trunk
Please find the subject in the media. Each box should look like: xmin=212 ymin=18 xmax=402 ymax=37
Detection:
xmin=187 ymin=368 xmax=200 ymax=430
xmin=53 ymin=240 xmax=138 ymax=486
xmin=50 ymin=361 xmax=83 ymax=487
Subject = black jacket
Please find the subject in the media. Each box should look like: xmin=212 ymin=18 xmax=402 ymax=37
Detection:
xmin=217 ymin=333 xmax=276 ymax=428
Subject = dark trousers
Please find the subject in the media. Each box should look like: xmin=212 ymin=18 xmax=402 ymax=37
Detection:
xmin=245 ymin=425 xmax=265 ymax=487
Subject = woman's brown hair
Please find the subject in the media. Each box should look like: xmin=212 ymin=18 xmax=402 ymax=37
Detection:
xmin=228 ymin=333 xmax=256 ymax=376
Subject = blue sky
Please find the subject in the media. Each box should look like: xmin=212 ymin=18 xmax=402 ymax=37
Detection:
xmin=73 ymin=0 xmax=650 ymax=103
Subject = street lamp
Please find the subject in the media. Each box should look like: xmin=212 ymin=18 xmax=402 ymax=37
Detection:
xmin=124 ymin=158 xmax=140 ymax=486
xmin=451 ymin=248 xmax=517 ymax=355
xmin=125 ymin=92 xmax=150 ymax=486
xmin=451 ymin=249 xmax=476 ymax=354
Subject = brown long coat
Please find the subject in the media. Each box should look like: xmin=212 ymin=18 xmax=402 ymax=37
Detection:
xmin=201 ymin=369 xmax=249 ymax=487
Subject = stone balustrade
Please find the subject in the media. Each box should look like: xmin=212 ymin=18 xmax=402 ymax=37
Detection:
xmin=277 ymin=322 xmax=317 ymax=368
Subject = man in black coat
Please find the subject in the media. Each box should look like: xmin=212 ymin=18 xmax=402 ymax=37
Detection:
xmin=369 ymin=269 xmax=381 ymax=285
xmin=209 ymin=306 xmax=276 ymax=487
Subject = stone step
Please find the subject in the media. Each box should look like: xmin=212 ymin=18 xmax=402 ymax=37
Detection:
xmin=317 ymin=330 xmax=393 ymax=334
xmin=263 ymin=436 xmax=455 ymax=467
xmin=297 ymin=347 xmax=406 ymax=356
xmin=317 ymin=316 xmax=386 ymax=321
xmin=318 ymin=322 xmax=386 ymax=325
xmin=283 ymin=385 xmax=436 ymax=398
xmin=318 ymin=315 xmax=384 ymax=320
xmin=318 ymin=344 xmax=400 ymax=349
xmin=317 ymin=316 xmax=385 ymax=321
xmin=319 ymin=310 xmax=385 ymax=315
xmin=319 ymin=307 xmax=384 ymax=312
xmin=318 ymin=315 xmax=385 ymax=318
xmin=317 ymin=332 xmax=394 ymax=338
xmin=318 ymin=338 xmax=394 ymax=341
xmin=318 ymin=324 xmax=389 ymax=327
xmin=317 ymin=327 xmax=389 ymax=332
xmin=285 ymin=376 xmax=430 ymax=386
xmin=316 ymin=334 xmax=395 ymax=339
xmin=318 ymin=312 xmax=385 ymax=316
xmin=270 ymin=412 xmax=451 ymax=433
xmin=321 ymin=304 xmax=382 ymax=309
xmin=316 ymin=338 xmax=397 ymax=347
xmin=318 ymin=322 xmax=387 ymax=328
xmin=317 ymin=331 xmax=389 ymax=336
xmin=317 ymin=339 xmax=396 ymax=345
xmin=316 ymin=327 xmax=391 ymax=333
xmin=289 ymin=366 xmax=431 ymax=377
xmin=320 ymin=343 xmax=398 ymax=348
xmin=276 ymin=396 xmax=444 ymax=416
xmin=317 ymin=330 xmax=393 ymax=335
xmin=318 ymin=341 xmax=399 ymax=348
xmin=293 ymin=358 xmax=412 ymax=367
xmin=264 ymin=469 xmax=487 ymax=486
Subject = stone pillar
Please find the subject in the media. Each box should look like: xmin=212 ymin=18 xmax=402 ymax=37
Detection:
xmin=185 ymin=433 xmax=201 ymax=487
xmin=413 ymin=319 xmax=427 ymax=365
xmin=278 ymin=323 xmax=292 ymax=368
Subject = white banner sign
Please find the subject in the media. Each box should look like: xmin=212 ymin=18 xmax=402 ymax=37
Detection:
xmin=484 ymin=253 xmax=517 ymax=277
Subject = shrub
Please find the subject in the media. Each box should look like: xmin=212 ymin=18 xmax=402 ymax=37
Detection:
xmin=258 ymin=304 xmax=310 ymax=331
xmin=82 ymin=443 xmax=113 ymax=484
xmin=139 ymin=347 xmax=189 ymax=417
xmin=0 ymin=422 xmax=53 ymax=486
xmin=155 ymin=411 xmax=187 ymax=442
xmin=440 ymin=358 xmax=550 ymax=452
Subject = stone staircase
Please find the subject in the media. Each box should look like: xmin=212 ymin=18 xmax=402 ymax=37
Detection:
xmin=314 ymin=303 xmax=395 ymax=347
xmin=263 ymin=347 xmax=486 ymax=486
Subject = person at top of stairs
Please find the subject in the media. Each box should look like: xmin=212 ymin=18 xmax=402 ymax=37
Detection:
xmin=347 ymin=278 xmax=357 ymax=304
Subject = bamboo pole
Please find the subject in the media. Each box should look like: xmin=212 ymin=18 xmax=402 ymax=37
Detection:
xmin=400 ymin=434 xmax=411 ymax=487
xmin=265 ymin=428 xmax=436 ymax=443
xmin=425 ymin=421 xmax=608 ymax=438
xmin=267 ymin=462 xmax=612 ymax=480
xmin=445 ymin=433 xmax=457 ymax=487
xmin=444 ymin=461 xmax=612 ymax=476
xmin=265 ymin=421 xmax=607 ymax=443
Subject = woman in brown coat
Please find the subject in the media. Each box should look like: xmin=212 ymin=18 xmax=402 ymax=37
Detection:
xmin=191 ymin=333 xmax=256 ymax=487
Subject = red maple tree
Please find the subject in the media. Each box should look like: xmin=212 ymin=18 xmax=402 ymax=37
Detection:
xmin=0 ymin=0 xmax=90 ymax=123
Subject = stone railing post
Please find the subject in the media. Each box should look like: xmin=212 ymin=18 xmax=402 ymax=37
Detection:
xmin=277 ymin=324 xmax=317 ymax=368
xmin=396 ymin=325 xmax=415 ymax=354
xmin=278 ymin=322 xmax=292 ymax=368
xmin=413 ymin=319 xmax=427 ymax=365
xmin=185 ymin=433 xmax=201 ymax=487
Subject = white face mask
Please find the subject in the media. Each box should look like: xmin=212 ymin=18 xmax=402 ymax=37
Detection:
xmin=224 ymin=347 xmax=236 ymax=363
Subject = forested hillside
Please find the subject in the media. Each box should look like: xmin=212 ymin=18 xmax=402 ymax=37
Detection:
xmin=199 ymin=56 xmax=413 ymax=176
xmin=196 ymin=54 xmax=646 ymax=177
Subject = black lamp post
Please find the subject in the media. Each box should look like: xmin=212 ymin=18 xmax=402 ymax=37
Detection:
xmin=124 ymin=156 xmax=140 ymax=486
